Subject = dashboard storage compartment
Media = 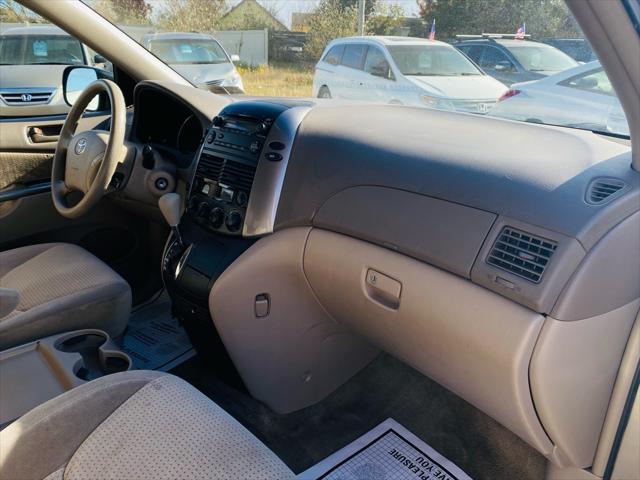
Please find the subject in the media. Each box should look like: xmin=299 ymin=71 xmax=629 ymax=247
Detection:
xmin=303 ymin=228 xmax=554 ymax=456
xmin=0 ymin=329 xmax=131 ymax=425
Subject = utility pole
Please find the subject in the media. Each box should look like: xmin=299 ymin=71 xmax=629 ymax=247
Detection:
xmin=357 ymin=0 xmax=366 ymax=36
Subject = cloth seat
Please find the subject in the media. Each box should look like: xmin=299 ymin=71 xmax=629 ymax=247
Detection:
xmin=0 ymin=371 xmax=296 ymax=480
xmin=0 ymin=243 xmax=131 ymax=350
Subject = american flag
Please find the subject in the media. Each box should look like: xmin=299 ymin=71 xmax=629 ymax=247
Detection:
xmin=515 ymin=22 xmax=526 ymax=39
xmin=429 ymin=19 xmax=436 ymax=40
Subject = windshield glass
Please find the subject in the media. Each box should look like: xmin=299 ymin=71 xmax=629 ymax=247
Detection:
xmin=508 ymin=45 xmax=577 ymax=72
xmin=147 ymin=38 xmax=229 ymax=65
xmin=388 ymin=45 xmax=481 ymax=76
xmin=68 ymin=0 xmax=630 ymax=137
xmin=0 ymin=34 xmax=84 ymax=65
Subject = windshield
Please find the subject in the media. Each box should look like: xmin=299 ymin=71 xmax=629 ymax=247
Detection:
xmin=64 ymin=1 xmax=626 ymax=137
xmin=147 ymin=38 xmax=229 ymax=65
xmin=387 ymin=45 xmax=481 ymax=76
xmin=508 ymin=45 xmax=577 ymax=72
xmin=0 ymin=34 xmax=84 ymax=65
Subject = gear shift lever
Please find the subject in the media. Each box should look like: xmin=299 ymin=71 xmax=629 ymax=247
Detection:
xmin=159 ymin=193 xmax=184 ymax=247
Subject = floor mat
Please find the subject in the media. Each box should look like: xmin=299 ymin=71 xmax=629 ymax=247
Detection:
xmin=171 ymin=354 xmax=546 ymax=480
xmin=299 ymin=418 xmax=472 ymax=480
xmin=117 ymin=292 xmax=195 ymax=371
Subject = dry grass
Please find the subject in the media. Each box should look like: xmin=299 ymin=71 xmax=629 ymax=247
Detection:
xmin=237 ymin=62 xmax=315 ymax=98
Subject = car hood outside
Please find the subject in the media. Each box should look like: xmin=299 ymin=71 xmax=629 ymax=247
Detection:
xmin=405 ymin=74 xmax=507 ymax=100
xmin=169 ymin=62 xmax=235 ymax=84
xmin=0 ymin=65 xmax=67 ymax=89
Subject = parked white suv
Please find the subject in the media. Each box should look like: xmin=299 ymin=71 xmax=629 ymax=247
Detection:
xmin=313 ymin=36 xmax=508 ymax=114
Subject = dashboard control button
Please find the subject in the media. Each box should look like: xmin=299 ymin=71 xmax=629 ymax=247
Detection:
xmin=212 ymin=116 xmax=225 ymax=127
xmin=249 ymin=141 xmax=261 ymax=153
xmin=265 ymin=152 xmax=283 ymax=162
xmin=196 ymin=202 xmax=210 ymax=218
xmin=235 ymin=191 xmax=248 ymax=206
xmin=209 ymin=207 xmax=224 ymax=228
xmin=226 ymin=211 xmax=242 ymax=232
xmin=269 ymin=141 xmax=285 ymax=151
xmin=206 ymin=132 xmax=216 ymax=144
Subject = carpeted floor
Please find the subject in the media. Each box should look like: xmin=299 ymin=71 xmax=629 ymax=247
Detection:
xmin=171 ymin=353 xmax=547 ymax=479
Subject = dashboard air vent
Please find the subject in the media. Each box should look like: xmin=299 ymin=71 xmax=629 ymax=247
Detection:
xmin=586 ymin=178 xmax=626 ymax=205
xmin=487 ymin=227 xmax=557 ymax=283
xmin=196 ymin=153 xmax=256 ymax=192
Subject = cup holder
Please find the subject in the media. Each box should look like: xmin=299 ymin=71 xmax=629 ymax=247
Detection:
xmin=54 ymin=331 xmax=131 ymax=381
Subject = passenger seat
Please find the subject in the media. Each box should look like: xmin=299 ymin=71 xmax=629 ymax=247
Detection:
xmin=0 ymin=371 xmax=295 ymax=480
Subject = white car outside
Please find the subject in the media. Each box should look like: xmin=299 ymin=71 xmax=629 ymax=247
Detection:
xmin=489 ymin=61 xmax=628 ymax=136
xmin=313 ymin=36 xmax=508 ymax=114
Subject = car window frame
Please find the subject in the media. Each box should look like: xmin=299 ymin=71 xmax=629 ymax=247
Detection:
xmin=558 ymin=67 xmax=616 ymax=97
xmin=323 ymin=44 xmax=346 ymax=66
xmin=363 ymin=45 xmax=395 ymax=81
xmin=340 ymin=43 xmax=368 ymax=71
xmin=478 ymin=44 xmax=517 ymax=71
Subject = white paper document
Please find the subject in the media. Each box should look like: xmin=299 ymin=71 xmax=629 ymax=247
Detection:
xmin=298 ymin=418 xmax=472 ymax=480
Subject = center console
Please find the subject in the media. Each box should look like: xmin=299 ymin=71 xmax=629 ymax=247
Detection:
xmin=161 ymin=101 xmax=311 ymax=381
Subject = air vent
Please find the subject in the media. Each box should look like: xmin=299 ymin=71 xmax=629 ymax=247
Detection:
xmin=586 ymin=178 xmax=626 ymax=205
xmin=196 ymin=153 xmax=256 ymax=192
xmin=487 ymin=227 xmax=557 ymax=283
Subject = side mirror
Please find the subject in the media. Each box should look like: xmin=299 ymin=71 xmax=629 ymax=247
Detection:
xmin=93 ymin=53 xmax=107 ymax=64
xmin=63 ymin=66 xmax=112 ymax=111
xmin=230 ymin=54 xmax=240 ymax=62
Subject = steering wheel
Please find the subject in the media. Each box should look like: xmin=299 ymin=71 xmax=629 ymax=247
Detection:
xmin=51 ymin=79 xmax=126 ymax=219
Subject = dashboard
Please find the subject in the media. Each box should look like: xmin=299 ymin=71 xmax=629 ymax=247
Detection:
xmin=119 ymin=80 xmax=640 ymax=472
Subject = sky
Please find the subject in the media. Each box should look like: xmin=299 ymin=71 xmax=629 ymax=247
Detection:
xmin=143 ymin=0 xmax=422 ymax=30
xmin=244 ymin=1 xmax=421 ymax=28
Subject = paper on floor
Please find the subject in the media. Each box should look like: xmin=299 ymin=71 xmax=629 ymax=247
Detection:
xmin=298 ymin=418 xmax=472 ymax=480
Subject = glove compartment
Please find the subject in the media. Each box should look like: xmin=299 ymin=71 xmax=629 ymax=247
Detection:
xmin=303 ymin=228 xmax=553 ymax=456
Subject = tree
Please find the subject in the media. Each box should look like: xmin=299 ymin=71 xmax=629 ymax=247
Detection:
xmin=0 ymin=0 xmax=46 ymax=23
xmin=338 ymin=0 xmax=378 ymax=19
xmin=94 ymin=0 xmax=152 ymax=24
xmin=367 ymin=3 xmax=406 ymax=36
xmin=159 ymin=0 xmax=228 ymax=33
xmin=305 ymin=0 xmax=357 ymax=62
xmin=417 ymin=0 xmax=580 ymax=40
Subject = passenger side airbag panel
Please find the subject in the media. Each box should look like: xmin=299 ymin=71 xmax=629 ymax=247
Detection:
xmin=313 ymin=186 xmax=497 ymax=278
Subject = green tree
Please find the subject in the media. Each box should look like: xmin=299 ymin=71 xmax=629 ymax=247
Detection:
xmin=305 ymin=0 xmax=357 ymax=61
xmin=94 ymin=0 xmax=152 ymax=24
xmin=367 ymin=3 xmax=406 ymax=35
xmin=417 ymin=0 xmax=580 ymax=40
xmin=159 ymin=0 xmax=228 ymax=33
xmin=338 ymin=0 xmax=378 ymax=19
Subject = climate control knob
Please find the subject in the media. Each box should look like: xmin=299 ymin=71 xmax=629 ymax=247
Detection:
xmin=196 ymin=202 xmax=210 ymax=218
xmin=209 ymin=207 xmax=224 ymax=229
xmin=226 ymin=211 xmax=242 ymax=232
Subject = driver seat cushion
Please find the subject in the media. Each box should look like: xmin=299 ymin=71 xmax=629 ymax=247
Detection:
xmin=0 ymin=243 xmax=131 ymax=350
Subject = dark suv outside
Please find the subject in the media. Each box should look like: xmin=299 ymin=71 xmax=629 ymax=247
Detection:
xmin=453 ymin=38 xmax=578 ymax=86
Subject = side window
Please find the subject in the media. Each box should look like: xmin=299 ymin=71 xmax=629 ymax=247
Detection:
xmin=364 ymin=47 xmax=393 ymax=79
xmin=323 ymin=45 xmax=345 ymax=66
xmin=458 ymin=45 xmax=482 ymax=63
xmin=341 ymin=44 xmax=367 ymax=70
xmin=479 ymin=47 xmax=515 ymax=70
xmin=561 ymin=69 xmax=615 ymax=96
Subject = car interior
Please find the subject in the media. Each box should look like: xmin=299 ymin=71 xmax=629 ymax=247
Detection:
xmin=0 ymin=0 xmax=639 ymax=479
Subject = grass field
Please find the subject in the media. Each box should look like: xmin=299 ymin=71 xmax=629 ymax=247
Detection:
xmin=237 ymin=62 xmax=315 ymax=98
